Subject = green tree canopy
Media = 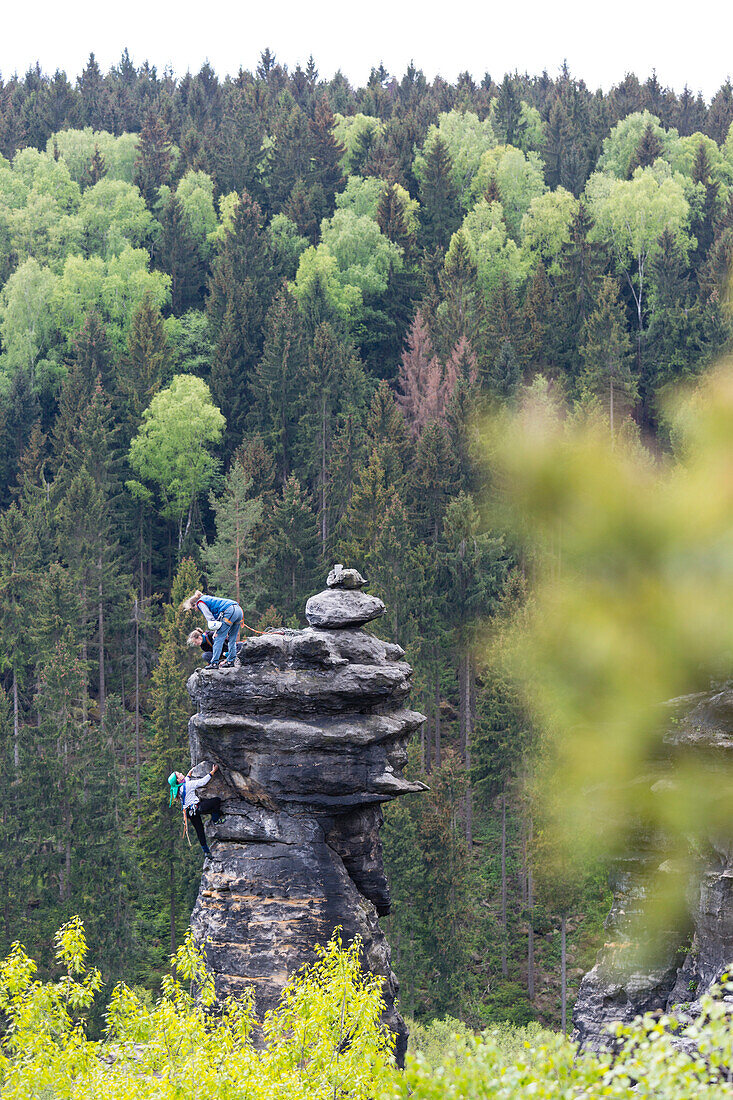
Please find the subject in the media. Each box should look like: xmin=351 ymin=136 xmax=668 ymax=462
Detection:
xmin=414 ymin=110 xmax=496 ymax=208
xmin=127 ymin=374 xmax=225 ymax=550
xmin=471 ymin=145 xmax=546 ymax=239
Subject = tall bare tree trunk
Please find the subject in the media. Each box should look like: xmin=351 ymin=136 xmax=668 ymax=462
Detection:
xmin=527 ymin=816 xmax=535 ymax=1001
xmin=501 ymin=784 xmax=508 ymax=978
xmin=134 ymin=597 xmax=141 ymax=833
xmin=80 ymin=582 xmax=88 ymax=726
xmin=561 ymin=912 xmax=567 ymax=1034
xmin=12 ymin=670 xmax=19 ymax=774
xmin=235 ymin=506 xmax=241 ymax=606
xmin=321 ymin=395 xmax=328 ymax=555
xmin=424 ymin=711 xmax=432 ymax=773
xmin=464 ymin=653 xmax=473 ymax=850
xmin=98 ymin=557 xmax=105 ymax=719
xmin=170 ymin=842 xmax=176 ymax=954
xmin=434 ymin=662 xmax=442 ymax=768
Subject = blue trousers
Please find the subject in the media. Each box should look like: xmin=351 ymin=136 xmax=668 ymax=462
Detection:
xmin=211 ymin=603 xmax=243 ymax=663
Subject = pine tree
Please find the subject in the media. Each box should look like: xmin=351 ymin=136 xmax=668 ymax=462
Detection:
xmin=436 ymin=230 xmax=482 ymax=359
xmin=88 ymin=143 xmax=107 ymax=185
xmin=690 ymin=140 xmax=720 ymax=276
xmin=419 ymin=136 xmax=460 ymax=251
xmin=485 ymin=275 xmax=528 ymax=394
xmin=211 ymin=85 xmax=265 ymax=199
xmin=252 ymin=287 xmax=307 ymax=486
xmin=301 ymin=322 xmax=353 ymax=553
xmin=397 ymin=310 xmax=444 ymax=435
xmin=0 ymin=503 xmax=38 ymax=776
xmin=627 ymin=122 xmax=663 ymax=176
xmin=283 ymin=179 xmax=322 ymax=245
xmin=365 ymin=379 xmax=411 ymax=492
xmin=377 ymin=183 xmax=417 ymax=260
xmin=308 ymin=95 xmax=345 ymax=206
xmin=489 ymin=339 xmax=522 ymax=397
xmin=204 ymin=460 xmax=264 ymax=610
xmin=140 ymin=560 xmax=202 ymax=960
xmin=494 ymin=75 xmax=523 ymax=145
xmin=52 ymin=314 xmax=112 ymax=472
xmin=551 ymin=201 xmax=606 ymax=380
xmin=578 ymin=276 xmax=636 ymax=432
xmin=78 ymin=53 xmax=108 ymax=129
xmin=117 ymin=297 xmax=171 ymax=439
xmin=155 ymin=193 xmax=205 ymax=313
xmin=266 ymin=476 xmax=320 ymax=621
xmin=411 ymin=421 xmax=459 ymax=544
xmin=523 ymin=260 xmax=554 ymax=370
xmin=206 ymin=190 xmax=275 ymax=448
xmin=134 ymin=108 xmax=174 ymax=207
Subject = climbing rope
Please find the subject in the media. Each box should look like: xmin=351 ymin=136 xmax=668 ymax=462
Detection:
xmin=241 ymin=622 xmax=286 ymax=636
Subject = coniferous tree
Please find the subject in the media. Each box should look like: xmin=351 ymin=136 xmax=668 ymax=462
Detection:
xmin=627 ymin=122 xmax=664 ymax=176
xmin=419 ymin=136 xmax=460 ymax=251
xmin=117 ymin=297 xmax=171 ymax=439
xmin=212 ymin=85 xmax=265 ymax=199
xmin=134 ymin=108 xmax=174 ymax=206
xmin=266 ymin=476 xmax=320 ymax=621
xmin=377 ymin=183 xmax=417 ymax=261
xmin=88 ymin=143 xmax=107 ymax=185
xmin=205 ymin=460 xmax=264 ymax=610
xmin=140 ymin=559 xmax=202 ymax=960
xmin=690 ymin=140 xmax=720 ymax=277
xmin=523 ymin=260 xmax=554 ymax=371
xmin=78 ymin=53 xmax=108 ymax=129
xmin=397 ymin=310 xmax=444 ymax=435
xmin=364 ymin=380 xmax=411 ymax=493
xmin=578 ymin=276 xmax=636 ymax=432
xmin=252 ymin=287 xmax=307 ymax=485
xmin=486 ymin=275 xmax=527 ymax=394
xmin=494 ymin=75 xmax=522 ymax=145
xmin=436 ymin=230 xmax=482 ymax=359
xmin=308 ymin=95 xmax=345 ymax=207
xmin=411 ymin=421 xmax=459 ymax=545
xmin=283 ymin=179 xmax=322 ymax=245
xmin=206 ymin=190 xmax=275 ymax=447
xmin=156 ymin=193 xmax=205 ymax=313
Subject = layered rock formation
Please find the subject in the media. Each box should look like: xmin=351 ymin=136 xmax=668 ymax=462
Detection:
xmin=185 ymin=569 xmax=426 ymax=1062
xmin=573 ymin=685 xmax=733 ymax=1049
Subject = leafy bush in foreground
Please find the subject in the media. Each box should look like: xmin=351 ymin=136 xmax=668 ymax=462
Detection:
xmin=0 ymin=918 xmax=395 ymax=1100
xmin=0 ymin=919 xmax=732 ymax=1098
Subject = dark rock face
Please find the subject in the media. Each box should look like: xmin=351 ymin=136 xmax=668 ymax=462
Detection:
xmin=573 ymin=687 xmax=733 ymax=1049
xmin=305 ymin=588 xmax=386 ymax=629
xmin=186 ymin=591 xmax=426 ymax=1064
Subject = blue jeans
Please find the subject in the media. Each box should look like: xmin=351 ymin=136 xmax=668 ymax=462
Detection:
xmin=211 ymin=603 xmax=243 ymax=663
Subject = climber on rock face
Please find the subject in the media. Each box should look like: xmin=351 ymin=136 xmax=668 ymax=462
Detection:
xmin=181 ymin=590 xmax=243 ymax=669
xmin=168 ymin=764 xmax=223 ymax=858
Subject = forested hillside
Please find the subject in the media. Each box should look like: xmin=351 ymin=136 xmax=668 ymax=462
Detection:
xmin=0 ymin=51 xmax=731 ymax=1028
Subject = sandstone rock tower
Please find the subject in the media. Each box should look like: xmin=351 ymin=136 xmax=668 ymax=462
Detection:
xmin=186 ymin=567 xmax=426 ymax=1061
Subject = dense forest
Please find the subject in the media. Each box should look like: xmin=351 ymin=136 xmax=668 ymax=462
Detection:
xmin=0 ymin=49 xmax=732 ymax=1030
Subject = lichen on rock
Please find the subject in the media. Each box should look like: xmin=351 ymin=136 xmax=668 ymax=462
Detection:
xmin=185 ymin=573 xmax=426 ymax=1064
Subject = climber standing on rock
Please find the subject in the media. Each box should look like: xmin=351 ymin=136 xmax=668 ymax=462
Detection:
xmin=182 ymin=590 xmax=243 ymax=669
xmin=168 ymin=764 xmax=223 ymax=858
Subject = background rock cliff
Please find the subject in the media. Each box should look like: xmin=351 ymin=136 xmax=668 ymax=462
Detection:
xmin=185 ymin=569 xmax=426 ymax=1063
xmin=573 ymin=685 xmax=733 ymax=1049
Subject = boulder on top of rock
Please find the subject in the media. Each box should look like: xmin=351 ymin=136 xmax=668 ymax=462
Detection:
xmin=327 ymin=563 xmax=366 ymax=589
xmin=305 ymin=587 xmax=385 ymax=629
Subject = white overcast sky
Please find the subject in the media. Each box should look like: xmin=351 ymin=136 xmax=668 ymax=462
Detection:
xmin=2 ymin=0 xmax=731 ymax=101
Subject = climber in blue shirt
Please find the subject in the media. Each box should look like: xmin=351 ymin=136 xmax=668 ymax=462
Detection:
xmin=181 ymin=590 xmax=243 ymax=669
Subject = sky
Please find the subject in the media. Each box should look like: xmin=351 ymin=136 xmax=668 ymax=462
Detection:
xmin=1 ymin=0 xmax=731 ymax=101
